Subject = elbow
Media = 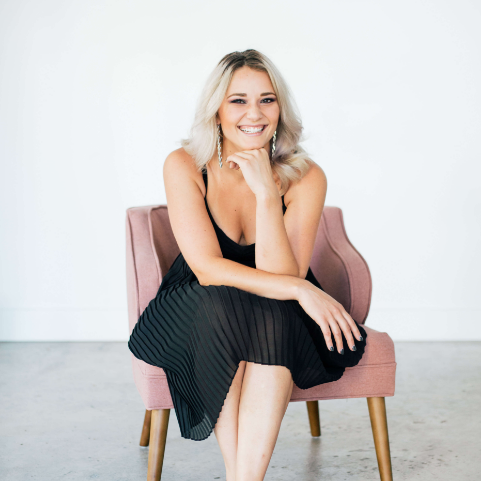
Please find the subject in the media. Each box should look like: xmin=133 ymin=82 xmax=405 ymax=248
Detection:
xmin=278 ymin=265 xmax=302 ymax=278
xmin=297 ymin=263 xmax=309 ymax=279
xmin=194 ymin=254 xmax=226 ymax=286
xmin=288 ymin=265 xmax=302 ymax=278
xmin=197 ymin=275 xmax=210 ymax=287
xmin=195 ymin=269 xmax=211 ymax=287
xmin=298 ymin=268 xmax=307 ymax=279
xmin=195 ymin=265 xmax=217 ymax=287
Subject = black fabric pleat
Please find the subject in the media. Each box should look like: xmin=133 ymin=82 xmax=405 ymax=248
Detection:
xmin=128 ymin=171 xmax=368 ymax=441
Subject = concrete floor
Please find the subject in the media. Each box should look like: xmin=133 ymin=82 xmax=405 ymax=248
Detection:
xmin=0 ymin=342 xmax=480 ymax=480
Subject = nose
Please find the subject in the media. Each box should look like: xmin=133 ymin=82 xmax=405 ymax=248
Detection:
xmin=245 ymin=102 xmax=263 ymax=122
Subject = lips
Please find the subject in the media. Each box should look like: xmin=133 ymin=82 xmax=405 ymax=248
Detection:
xmin=238 ymin=125 xmax=267 ymax=134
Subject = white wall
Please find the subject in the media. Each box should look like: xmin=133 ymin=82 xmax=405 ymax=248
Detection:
xmin=1 ymin=0 xmax=480 ymax=341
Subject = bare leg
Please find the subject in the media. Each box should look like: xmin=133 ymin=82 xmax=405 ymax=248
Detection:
xmin=214 ymin=361 xmax=246 ymax=481
xmin=236 ymin=362 xmax=294 ymax=481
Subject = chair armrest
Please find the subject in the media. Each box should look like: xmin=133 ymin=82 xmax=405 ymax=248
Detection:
xmin=126 ymin=205 xmax=181 ymax=336
xmin=125 ymin=206 xmax=163 ymax=336
xmin=310 ymin=206 xmax=372 ymax=325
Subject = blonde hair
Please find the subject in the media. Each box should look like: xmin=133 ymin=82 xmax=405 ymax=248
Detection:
xmin=181 ymin=49 xmax=312 ymax=195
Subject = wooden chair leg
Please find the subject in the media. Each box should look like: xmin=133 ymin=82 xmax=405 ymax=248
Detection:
xmin=367 ymin=397 xmax=393 ymax=481
xmin=140 ymin=409 xmax=152 ymax=446
xmin=147 ymin=409 xmax=171 ymax=481
xmin=306 ymin=401 xmax=321 ymax=437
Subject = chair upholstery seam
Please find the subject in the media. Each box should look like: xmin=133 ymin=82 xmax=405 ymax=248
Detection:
xmin=321 ymin=210 xmax=353 ymax=313
xmin=148 ymin=206 xmax=163 ymax=283
xmin=127 ymin=211 xmax=141 ymax=321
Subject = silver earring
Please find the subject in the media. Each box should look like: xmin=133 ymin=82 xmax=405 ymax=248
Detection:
xmin=217 ymin=124 xmax=223 ymax=169
xmin=271 ymin=130 xmax=277 ymax=157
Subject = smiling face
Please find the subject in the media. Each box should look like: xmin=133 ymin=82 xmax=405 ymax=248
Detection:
xmin=216 ymin=66 xmax=280 ymax=156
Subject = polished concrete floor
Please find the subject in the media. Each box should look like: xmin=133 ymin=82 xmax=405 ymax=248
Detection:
xmin=0 ymin=341 xmax=480 ymax=480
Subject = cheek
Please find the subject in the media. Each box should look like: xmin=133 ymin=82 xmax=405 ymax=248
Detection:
xmin=265 ymin=105 xmax=280 ymax=123
xmin=220 ymin=106 xmax=244 ymax=128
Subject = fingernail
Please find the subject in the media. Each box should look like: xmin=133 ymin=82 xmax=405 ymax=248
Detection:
xmin=340 ymin=348 xmax=344 ymax=355
xmin=351 ymin=345 xmax=357 ymax=351
xmin=329 ymin=346 xmax=334 ymax=351
xmin=359 ymin=335 xmax=364 ymax=341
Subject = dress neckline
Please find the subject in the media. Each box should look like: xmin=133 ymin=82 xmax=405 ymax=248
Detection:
xmin=202 ymin=170 xmax=286 ymax=249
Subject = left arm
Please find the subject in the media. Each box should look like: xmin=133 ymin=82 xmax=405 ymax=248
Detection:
xmin=254 ymin=189 xmax=299 ymax=276
xmin=255 ymin=160 xmax=327 ymax=277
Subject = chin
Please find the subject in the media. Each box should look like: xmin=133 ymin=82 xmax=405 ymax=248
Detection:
xmin=237 ymin=138 xmax=266 ymax=150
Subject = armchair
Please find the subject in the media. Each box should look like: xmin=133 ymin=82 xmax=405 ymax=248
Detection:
xmin=125 ymin=205 xmax=396 ymax=480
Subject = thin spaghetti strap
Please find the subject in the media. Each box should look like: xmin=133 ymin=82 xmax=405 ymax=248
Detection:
xmin=202 ymin=170 xmax=208 ymax=196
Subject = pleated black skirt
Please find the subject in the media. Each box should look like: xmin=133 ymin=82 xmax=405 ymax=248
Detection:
xmin=128 ymin=250 xmax=368 ymax=442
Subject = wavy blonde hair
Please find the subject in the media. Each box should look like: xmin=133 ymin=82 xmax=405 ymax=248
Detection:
xmin=181 ymin=49 xmax=312 ymax=195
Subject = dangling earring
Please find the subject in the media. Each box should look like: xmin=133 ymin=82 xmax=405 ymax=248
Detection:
xmin=271 ymin=130 xmax=277 ymax=158
xmin=217 ymin=124 xmax=223 ymax=169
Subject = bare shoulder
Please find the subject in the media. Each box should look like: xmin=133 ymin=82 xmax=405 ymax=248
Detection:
xmin=284 ymin=159 xmax=327 ymax=204
xmin=300 ymin=160 xmax=327 ymax=187
xmin=163 ymin=147 xmax=205 ymax=194
xmin=164 ymin=147 xmax=200 ymax=176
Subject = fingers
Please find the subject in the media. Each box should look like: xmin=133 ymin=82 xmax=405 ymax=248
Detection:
xmin=226 ymin=153 xmax=246 ymax=165
xmin=225 ymin=153 xmax=246 ymax=170
xmin=226 ymin=149 xmax=268 ymax=164
xmin=234 ymin=151 xmax=256 ymax=160
xmin=225 ymin=153 xmax=254 ymax=169
xmin=301 ymin=287 xmax=363 ymax=355
xmin=341 ymin=309 xmax=363 ymax=342
xmin=327 ymin=317 xmax=344 ymax=354
xmin=227 ymin=160 xmax=240 ymax=170
xmin=319 ymin=323 xmax=334 ymax=352
xmin=327 ymin=305 xmax=362 ymax=354
xmin=318 ymin=314 xmax=346 ymax=354
xmin=225 ymin=149 xmax=271 ymax=173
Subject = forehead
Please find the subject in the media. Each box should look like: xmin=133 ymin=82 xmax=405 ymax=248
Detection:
xmin=227 ymin=66 xmax=274 ymax=94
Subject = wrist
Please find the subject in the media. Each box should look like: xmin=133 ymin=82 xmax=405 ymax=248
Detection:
xmin=289 ymin=276 xmax=307 ymax=301
xmin=255 ymin=188 xmax=281 ymax=205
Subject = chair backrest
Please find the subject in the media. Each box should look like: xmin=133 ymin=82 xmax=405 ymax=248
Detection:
xmin=125 ymin=205 xmax=372 ymax=336
xmin=311 ymin=206 xmax=372 ymax=326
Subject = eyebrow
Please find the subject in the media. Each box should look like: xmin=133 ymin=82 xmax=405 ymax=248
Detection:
xmin=227 ymin=92 xmax=276 ymax=98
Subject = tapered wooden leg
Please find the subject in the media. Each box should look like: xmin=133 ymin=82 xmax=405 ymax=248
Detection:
xmin=147 ymin=409 xmax=170 ymax=481
xmin=367 ymin=397 xmax=393 ymax=481
xmin=140 ymin=409 xmax=152 ymax=447
xmin=306 ymin=401 xmax=321 ymax=437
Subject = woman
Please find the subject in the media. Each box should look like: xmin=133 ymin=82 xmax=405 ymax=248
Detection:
xmin=128 ymin=49 xmax=367 ymax=481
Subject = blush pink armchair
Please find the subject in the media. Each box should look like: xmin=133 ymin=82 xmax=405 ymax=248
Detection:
xmin=126 ymin=205 xmax=396 ymax=481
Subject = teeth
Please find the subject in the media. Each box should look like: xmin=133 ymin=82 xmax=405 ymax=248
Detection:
xmin=240 ymin=126 xmax=264 ymax=133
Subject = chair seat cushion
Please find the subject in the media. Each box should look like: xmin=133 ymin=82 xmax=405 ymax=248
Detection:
xmin=291 ymin=325 xmax=396 ymax=401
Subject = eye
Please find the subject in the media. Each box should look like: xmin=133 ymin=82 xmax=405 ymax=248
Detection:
xmin=229 ymin=97 xmax=277 ymax=104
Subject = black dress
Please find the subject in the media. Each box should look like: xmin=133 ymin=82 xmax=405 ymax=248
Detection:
xmin=128 ymin=171 xmax=367 ymax=441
